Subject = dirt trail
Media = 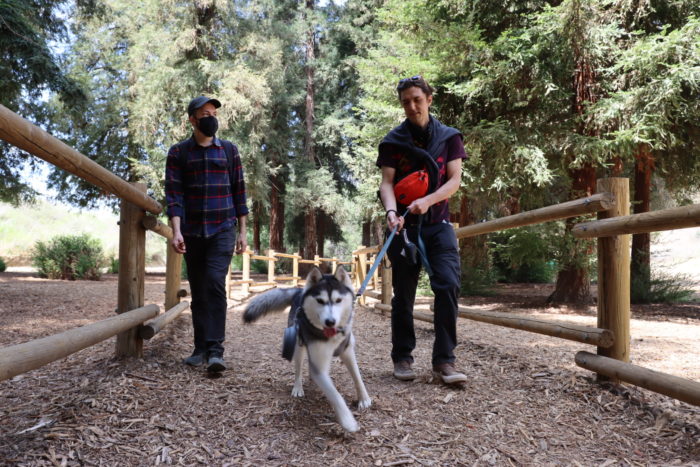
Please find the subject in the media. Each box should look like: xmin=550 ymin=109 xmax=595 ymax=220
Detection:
xmin=0 ymin=274 xmax=698 ymax=466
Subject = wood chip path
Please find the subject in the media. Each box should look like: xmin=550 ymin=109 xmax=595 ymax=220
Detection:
xmin=1 ymin=274 xmax=698 ymax=466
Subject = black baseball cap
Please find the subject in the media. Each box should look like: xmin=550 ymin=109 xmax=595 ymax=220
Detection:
xmin=187 ymin=96 xmax=221 ymax=116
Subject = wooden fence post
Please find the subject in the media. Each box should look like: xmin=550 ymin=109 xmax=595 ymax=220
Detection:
xmin=596 ymin=178 xmax=630 ymax=381
xmin=293 ymin=252 xmax=299 ymax=286
xmin=241 ymin=250 xmax=251 ymax=296
xmin=164 ymin=220 xmax=182 ymax=310
xmin=371 ymin=254 xmax=380 ymax=290
xmin=357 ymin=250 xmax=368 ymax=305
xmin=382 ymin=257 xmax=392 ymax=305
xmin=267 ymin=249 xmax=276 ymax=283
xmin=331 ymin=257 xmax=338 ymax=274
xmin=116 ymin=183 xmax=147 ymax=358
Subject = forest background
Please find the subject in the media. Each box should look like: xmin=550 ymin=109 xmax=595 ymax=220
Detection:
xmin=1 ymin=0 xmax=699 ymax=305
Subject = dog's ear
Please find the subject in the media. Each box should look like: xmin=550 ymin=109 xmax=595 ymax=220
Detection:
xmin=305 ymin=267 xmax=323 ymax=288
xmin=334 ymin=266 xmax=354 ymax=292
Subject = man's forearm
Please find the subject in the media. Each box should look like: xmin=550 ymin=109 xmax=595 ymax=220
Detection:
xmin=171 ymin=216 xmax=181 ymax=235
xmin=379 ymin=182 xmax=397 ymax=212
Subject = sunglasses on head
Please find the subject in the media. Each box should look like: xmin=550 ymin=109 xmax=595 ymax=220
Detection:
xmin=397 ymin=75 xmax=423 ymax=90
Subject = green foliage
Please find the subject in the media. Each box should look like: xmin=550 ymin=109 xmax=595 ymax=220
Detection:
xmin=460 ymin=266 xmax=499 ymax=297
xmin=631 ymin=266 xmax=695 ymax=304
xmin=491 ymin=226 xmax=558 ymax=284
xmin=0 ymin=256 xmax=6 ymax=272
xmin=108 ymin=256 xmax=119 ymax=274
xmin=0 ymin=0 xmax=86 ymax=204
xmin=251 ymin=257 xmax=269 ymax=275
xmin=31 ymin=234 xmax=106 ymax=280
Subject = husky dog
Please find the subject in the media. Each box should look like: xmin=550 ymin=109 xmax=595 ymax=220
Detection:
xmin=243 ymin=266 xmax=371 ymax=432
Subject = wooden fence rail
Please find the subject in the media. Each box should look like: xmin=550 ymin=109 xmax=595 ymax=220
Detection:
xmin=573 ymin=202 xmax=700 ymax=238
xmin=575 ymin=352 xmax=700 ymax=406
xmin=0 ymin=104 xmax=161 ymax=215
xmin=140 ymin=301 xmax=190 ymax=340
xmin=0 ymin=304 xmax=159 ymax=382
xmin=454 ymin=192 xmax=615 ymax=239
xmin=228 ymin=250 xmax=355 ymax=298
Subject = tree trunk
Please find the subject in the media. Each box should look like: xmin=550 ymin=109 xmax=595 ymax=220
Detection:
xmin=252 ymin=200 xmax=261 ymax=253
xmin=631 ymin=145 xmax=654 ymax=297
xmin=372 ymin=218 xmax=384 ymax=246
xmin=302 ymin=0 xmax=317 ymax=265
xmin=459 ymin=195 xmax=470 ymax=227
xmin=317 ymin=213 xmax=325 ymax=260
xmin=269 ymin=173 xmax=285 ymax=252
xmin=548 ymin=164 xmax=596 ymax=306
xmin=361 ymin=221 xmax=371 ymax=247
xmin=458 ymin=195 xmax=492 ymax=293
xmin=550 ymin=13 xmax=599 ymax=306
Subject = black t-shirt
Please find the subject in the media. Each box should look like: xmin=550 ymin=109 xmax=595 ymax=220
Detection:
xmin=377 ymin=133 xmax=467 ymax=224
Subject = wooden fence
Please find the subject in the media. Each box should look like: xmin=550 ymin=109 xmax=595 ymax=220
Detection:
xmin=226 ymin=250 xmax=354 ymax=297
xmin=0 ymin=104 xmax=189 ymax=382
xmin=353 ymin=178 xmax=700 ymax=407
xmin=2 ymin=102 xmax=698 ymax=407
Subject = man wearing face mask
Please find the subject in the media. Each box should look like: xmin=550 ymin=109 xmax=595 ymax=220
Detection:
xmin=165 ymin=96 xmax=248 ymax=373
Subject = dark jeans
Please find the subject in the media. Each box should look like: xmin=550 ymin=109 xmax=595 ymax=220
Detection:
xmin=386 ymin=221 xmax=461 ymax=366
xmin=184 ymin=228 xmax=236 ymax=357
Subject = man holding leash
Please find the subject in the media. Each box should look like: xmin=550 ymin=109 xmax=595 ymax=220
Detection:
xmin=377 ymin=76 xmax=468 ymax=387
xmin=165 ymin=96 xmax=248 ymax=373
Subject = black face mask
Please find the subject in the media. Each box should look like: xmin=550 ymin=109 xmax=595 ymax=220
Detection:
xmin=196 ymin=116 xmax=218 ymax=137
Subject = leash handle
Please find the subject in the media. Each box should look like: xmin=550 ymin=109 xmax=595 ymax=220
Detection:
xmin=356 ymin=209 xmax=409 ymax=297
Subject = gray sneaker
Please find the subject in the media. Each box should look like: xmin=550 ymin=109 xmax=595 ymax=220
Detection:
xmin=183 ymin=352 xmax=206 ymax=366
xmin=433 ymin=362 xmax=467 ymax=387
xmin=207 ymin=355 xmax=227 ymax=373
xmin=393 ymin=360 xmax=416 ymax=381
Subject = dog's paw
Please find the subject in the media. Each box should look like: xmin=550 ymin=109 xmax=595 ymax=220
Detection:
xmin=357 ymin=398 xmax=372 ymax=410
xmin=340 ymin=415 xmax=359 ymax=433
xmin=291 ymin=385 xmax=304 ymax=398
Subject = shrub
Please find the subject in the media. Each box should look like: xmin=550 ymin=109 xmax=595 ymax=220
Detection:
xmin=32 ymin=234 xmax=106 ymax=280
xmin=491 ymin=226 xmax=558 ymax=284
xmin=460 ymin=266 xmax=498 ymax=296
xmin=0 ymin=257 xmax=6 ymax=272
xmin=109 ymin=256 xmax=119 ymax=274
xmin=631 ymin=267 xmax=695 ymax=304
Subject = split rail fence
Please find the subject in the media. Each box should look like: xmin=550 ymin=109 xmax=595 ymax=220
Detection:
xmin=226 ymin=250 xmax=353 ymax=298
xmin=0 ymin=104 xmax=189 ymax=382
xmin=1 ymin=102 xmax=698 ymax=408
xmin=352 ymin=178 xmax=700 ymax=407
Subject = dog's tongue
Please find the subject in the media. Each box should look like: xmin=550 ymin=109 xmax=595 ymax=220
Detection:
xmin=323 ymin=327 xmax=337 ymax=338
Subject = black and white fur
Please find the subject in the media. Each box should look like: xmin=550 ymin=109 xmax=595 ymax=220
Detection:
xmin=243 ymin=267 xmax=371 ymax=432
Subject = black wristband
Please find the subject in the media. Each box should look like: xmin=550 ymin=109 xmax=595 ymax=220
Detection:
xmin=386 ymin=209 xmax=398 ymax=219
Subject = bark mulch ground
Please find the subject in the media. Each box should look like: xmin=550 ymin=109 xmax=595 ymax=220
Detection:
xmin=0 ymin=273 xmax=698 ymax=466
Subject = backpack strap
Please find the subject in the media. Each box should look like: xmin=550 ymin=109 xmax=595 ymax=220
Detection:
xmin=220 ymin=140 xmax=237 ymax=182
xmin=177 ymin=138 xmax=237 ymax=181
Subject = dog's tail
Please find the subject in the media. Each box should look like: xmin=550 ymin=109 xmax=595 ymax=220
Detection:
xmin=243 ymin=288 xmax=299 ymax=323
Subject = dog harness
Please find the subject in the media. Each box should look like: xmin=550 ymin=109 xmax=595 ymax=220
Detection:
xmin=281 ymin=290 xmax=354 ymax=361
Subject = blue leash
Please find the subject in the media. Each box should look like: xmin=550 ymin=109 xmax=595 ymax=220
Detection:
xmin=357 ymin=209 xmax=409 ymax=297
xmin=415 ymin=214 xmax=434 ymax=277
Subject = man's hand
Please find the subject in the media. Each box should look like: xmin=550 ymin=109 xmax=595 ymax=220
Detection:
xmin=171 ymin=232 xmax=186 ymax=254
xmin=235 ymin=234 xmax=248 ymax=254
xmin=407 ymin=197 xmax=431 ymax=215
xmin=387 ymin=210 xmax=405 ymax=232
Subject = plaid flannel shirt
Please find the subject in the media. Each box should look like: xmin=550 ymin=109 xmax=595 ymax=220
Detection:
xmin=165 ymin=136 xmax=249 ymax=238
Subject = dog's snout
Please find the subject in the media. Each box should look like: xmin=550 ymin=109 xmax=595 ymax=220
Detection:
xmin=324 ymin=318 xmax=336 ymax=328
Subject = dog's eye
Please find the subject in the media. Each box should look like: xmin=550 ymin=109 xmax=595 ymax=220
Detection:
xmin=316 ymin=298 xmax=325 ymax=305
xmin=335 ymin=298 xmax=342 ymax=303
